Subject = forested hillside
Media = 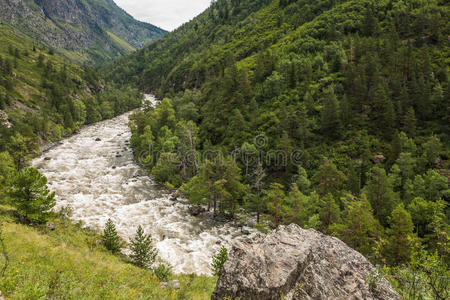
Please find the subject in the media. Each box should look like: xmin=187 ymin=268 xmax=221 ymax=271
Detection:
xmin=0 ymin=24 xmax=142 ymax=170
xmin=105 ymin=0 xmax=449 ymax=297
xmin=0 ymin=0 xmax=166 ymax=64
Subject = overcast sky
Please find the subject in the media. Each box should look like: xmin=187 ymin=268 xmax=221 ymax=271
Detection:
xmin=114 ymin=0 xmax=211 ymax=31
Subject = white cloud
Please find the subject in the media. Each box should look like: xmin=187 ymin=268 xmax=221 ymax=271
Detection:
xmin=114 ymin=0 xmax=211 ymax=31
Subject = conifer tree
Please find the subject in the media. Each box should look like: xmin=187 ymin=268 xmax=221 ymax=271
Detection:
xmin=102 ymin=219 xmax=121 ymax=254
xmin=403 ymin=107 xmax=417 ymax=137
xmin=264 ymin=183 xmax=286 ymax=227
xmin=384 ymin=204 xmax=416 ymax=265
xmin=9 ymin=168 xmax=55 ymax=223
xmin=334 ymin=195 xmax=381 ymax=258
xmin=363 ymin=166 xmax=398 ymax=226
xmin=129 ymin=225 xmax=158 ymax=268
xmin=321 ymin=88 xmax=341 ymax=139
xmin=312 ymin=158 xmax=346 ymax=197
xmin=211 ymin=246 xmax=228 ymax=277
xmin=318 ymin=193 xmax=341 ymax=231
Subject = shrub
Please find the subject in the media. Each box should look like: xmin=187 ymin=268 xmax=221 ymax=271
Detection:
xmin=211 ymin=246 xmax=228 ymax=276
xmin=153 ymin=263 xmax=173 ymax=281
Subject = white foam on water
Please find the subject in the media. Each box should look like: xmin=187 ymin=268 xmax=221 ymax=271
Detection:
xmin=32 ymin=107 xmax=257 ymax=275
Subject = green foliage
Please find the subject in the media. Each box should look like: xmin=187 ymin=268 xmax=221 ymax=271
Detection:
xmin=8 ymin=168 xmax=55 ymax=224
xmin=129 ymin=225 xmax=158 ymax=269
xmin=383 ymin=204 xmax=416 ymax=266
xmin=0 ymin=152 xmax=15 ymax=199
xmin=153 ymin=264 xmax=173 ymax=282
xmin=111 ymin=0 xmax=449 ymax=293
xmin=332 ymin=195 xmax=381 ymax=259
xmin=363 ymin=167 xmax=398 ymax=226
xmin=102 ymin=219 xmax=121 ymax=254
xmin=264 ymin=183 xmax=286 ymax=228
xmin=181 ymin=156 xmax=246 ymax=216
xmin=211 ymin=246 xmax=228 ymax=277
xmin=383 ymin=249 xmax=449 ymax=300
xmin=0 ymin=213 xmax=215 ymax=299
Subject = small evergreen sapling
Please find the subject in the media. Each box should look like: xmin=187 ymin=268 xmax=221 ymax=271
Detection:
xmin=211 ymin=246 xmax=228 ymax=276
xmin=102 ymin=219 xmax=121 ymax=254
xmin=153 ymin=263 xmax=173 ymax=281
xmin=129 ymin=225 xmax=157 ymax=268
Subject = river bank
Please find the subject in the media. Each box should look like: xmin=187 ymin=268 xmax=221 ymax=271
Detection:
xmin=32 ymin=108 xmax=257 ymax=275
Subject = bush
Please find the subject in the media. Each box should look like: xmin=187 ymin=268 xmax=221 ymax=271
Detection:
xmin=211 ymin=246 xmax=228 ymax=276
xmin=153 ymin=263 xmax=173 ymax=281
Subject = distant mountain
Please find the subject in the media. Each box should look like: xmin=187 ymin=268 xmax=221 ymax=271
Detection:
xmin=0 ymin=0 xmax=166 ymax=64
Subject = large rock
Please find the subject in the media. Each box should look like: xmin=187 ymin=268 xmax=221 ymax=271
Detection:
xmin=212 ymin=224 xmax=399 ymax=300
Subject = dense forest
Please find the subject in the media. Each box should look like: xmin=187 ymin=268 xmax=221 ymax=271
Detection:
xmin=104 ymin=0 xmax=449 ymax=297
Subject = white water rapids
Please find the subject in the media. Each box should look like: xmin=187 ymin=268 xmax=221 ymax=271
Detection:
xmin=32 ymin=97 xmax=258 ymax=275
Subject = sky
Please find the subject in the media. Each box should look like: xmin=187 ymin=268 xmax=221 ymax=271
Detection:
xmin=114 ymin=0 xmax=211 ymax=31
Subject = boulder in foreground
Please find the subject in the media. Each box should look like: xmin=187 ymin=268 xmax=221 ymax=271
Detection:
xmin=212 ymin=224 xmax=399 ymax=300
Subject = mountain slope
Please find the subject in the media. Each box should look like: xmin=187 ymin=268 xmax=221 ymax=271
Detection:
xmin=0 ymin=24 xmax=143 ymax=168
xmin=0 ymin=208 xmax=215 ymax=298
xmin=104 ymin=1 xmax=449 ymax=297
xmin=0 ymin=0 xmax=166 ymax=64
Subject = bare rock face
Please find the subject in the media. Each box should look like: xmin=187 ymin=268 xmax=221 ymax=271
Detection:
xmin=212 ymin=224 xmax=399 ymax=300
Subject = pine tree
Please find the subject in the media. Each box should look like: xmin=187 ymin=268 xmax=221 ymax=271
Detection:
xmin=334 ymin=195 xmax=381 ymax=259
xmin=285 ymin=184 xmax=309 ymax=226
xmin=247 ymin=162 xmax=266 ymax=223
xmin=403 ymin=107 xmax=417 ymax=137
xmin=318 ymin=193 xmax=341 ymax=231
xmin=371 ymin=84 xmax=395 ymax=140
xmin=321 ymin=88 xmax=341 ymax=139
xmin=129 ymin=225 xmax=158 ymax=268
xmin=102 ymin=219 xmax=121 ymax=254
xmin=384 ymin=204 xmax=416 ymax=266
xmin=9 ymin=168 xmax=55 ymax=224
xmin=211 ymin=246 xmax=228 ymax=276
xmin=312 ymin=158 xmax=346 ymax=197
xmin=295 ymin=166 xmax=311 ymax=193
xmin=264 ymin=183 xmax=286 ymax=227
xmin=363 ymin=166 xmax=398 ymax=226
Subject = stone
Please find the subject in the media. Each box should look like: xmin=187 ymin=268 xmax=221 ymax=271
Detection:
xmin=241 ymin=229 xmax=250 ymax=235
xmin=160 ymin=280 xmax=180 ymax=290
xmin=188 ymin=206 xmax=206 ymax=216
xmin=373 ymin=154 xmax=386 ymax=164
xmin=95 ymin=138 xmax=101 ymax=141
xmin=44 ymin=157 xmax=51 ymax=161
xmin=46 ymin=223 xmax=56 ymax=231
xmin=212 ymin=224 xmax=399 ymax=300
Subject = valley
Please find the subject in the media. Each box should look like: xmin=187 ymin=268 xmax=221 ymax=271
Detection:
xmin=0 ymin=0 xmax=449 ymax=299
xmin=32 ymin=104 xmax=257 ymax=275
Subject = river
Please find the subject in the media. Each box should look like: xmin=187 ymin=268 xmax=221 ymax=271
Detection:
xmin=32 ymin=96 xmax=257 ymax=275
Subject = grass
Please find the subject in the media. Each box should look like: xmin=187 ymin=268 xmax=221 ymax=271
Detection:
xmin=107 ymin=31 xmax=136 ymax=53
xmin=0 ymin=24 xmax=86 ymax=103
xmin=0 ymin=208 xmax=216 ymax=299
